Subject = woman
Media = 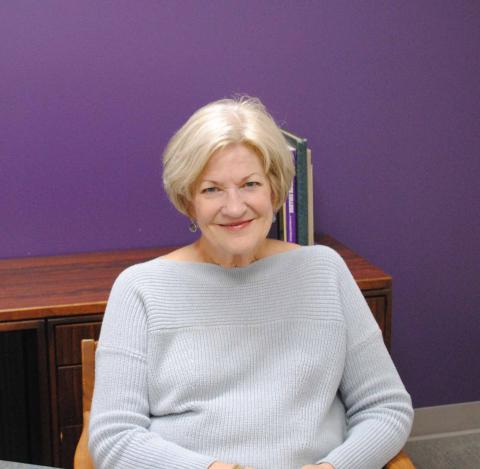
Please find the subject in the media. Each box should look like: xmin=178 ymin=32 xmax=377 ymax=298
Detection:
xmin=89 ymin=97 xmax=413 ymax=469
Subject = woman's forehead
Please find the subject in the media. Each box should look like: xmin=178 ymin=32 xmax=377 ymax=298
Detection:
xmin=202 ymin=143 xmax=265 ymax=174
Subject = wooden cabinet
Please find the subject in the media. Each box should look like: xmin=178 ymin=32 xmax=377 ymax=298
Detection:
xmin=47 ymin=316 xmax=103 ymax=469
xmin=0 ymin=235 xmax=392 ymax=468
xmin=0 ymin=320 xmax=50 ymax=466
xmin=365 ymin=292 xmax=391 ymax=346
xmin=0 ymin=246 xmax=172 ymax=468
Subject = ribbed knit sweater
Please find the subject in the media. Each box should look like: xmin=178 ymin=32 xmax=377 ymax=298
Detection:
xmin=89 ymin=245 xmax=413 ymax=469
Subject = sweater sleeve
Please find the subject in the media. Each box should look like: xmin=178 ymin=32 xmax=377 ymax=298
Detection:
xmin=88 ymin=267 xmax=217 ymax=469
xmin=316 ymin=251 xmax=414 ymax=469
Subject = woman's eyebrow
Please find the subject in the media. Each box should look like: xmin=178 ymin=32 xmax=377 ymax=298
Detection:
xmin=199 ymin=173 xmax=262 ymax=185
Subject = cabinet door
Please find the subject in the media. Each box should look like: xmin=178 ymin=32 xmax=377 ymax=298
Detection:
xmin=48 ymin=315 xmax=102 ymax=469
xmin=0 ymin=320 xmax=51 ymax=466
xmin=363 ymin=290 xmax=392 ymax=350
xmin=366 ymin=296 xmax=387 ymax=332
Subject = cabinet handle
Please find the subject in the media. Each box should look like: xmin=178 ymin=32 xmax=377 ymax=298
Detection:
xmin=59 ymin=431 xmax=63 ymax=442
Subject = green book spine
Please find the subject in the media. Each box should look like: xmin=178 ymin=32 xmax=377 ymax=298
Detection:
xmin=281 ymin=130 xmax=308 ymax=245
xmin=276 ymin=203 xmax=287 ymax=241
xmin=307 ymin=148 xmax=314 ymax=245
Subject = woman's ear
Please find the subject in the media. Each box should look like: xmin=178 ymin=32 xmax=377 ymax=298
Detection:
xmin=180 ymin=192 xmax=195 ymax=220
xmin=185 ymin=201 xmax=196 ymax=221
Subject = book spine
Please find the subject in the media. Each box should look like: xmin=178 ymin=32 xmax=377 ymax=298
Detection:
xmin=267 ymin=213 xmax=280 ymax=240
xmin=286 ymin=148 xmax=297 ymax=243
xmin=275 ymin=203 xmax=286 ymax=241
xmin=307 ymin=148 xmax=314 ymax=245
xmin=281 ymin=130 xmax=308 ymax=245
xmin=279 ymin=203 xmax=287 ymax=241
xmin=293 ymin=140 xmax=308 ymax=245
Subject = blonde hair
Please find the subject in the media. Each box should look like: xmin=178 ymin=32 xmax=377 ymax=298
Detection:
xmin=162 ymin=96 xmax=295 ymax=216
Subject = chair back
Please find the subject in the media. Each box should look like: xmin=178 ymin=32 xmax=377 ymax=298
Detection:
xmin=81 ymin=339 xmax=97 ymax=413
xmin=73 ymin=339 xmax=97 ymax=469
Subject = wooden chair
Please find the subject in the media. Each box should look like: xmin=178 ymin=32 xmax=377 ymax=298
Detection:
xmin=74 ymin=339 xmax=415 ymax=469
xmin=73 ymin=339 xmax=96 ymax=469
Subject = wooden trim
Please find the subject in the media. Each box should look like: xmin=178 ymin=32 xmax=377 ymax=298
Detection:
xmin=0 ymin=319 xmax=43 ymax=332
xmin=48 ymin=317 xmax=60 ymax=467
xmin=0 ymin=303 xmax=106 ymax=322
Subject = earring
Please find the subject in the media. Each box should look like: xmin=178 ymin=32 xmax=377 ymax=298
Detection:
xmin=272 ymin=212 xmax=277 ymax=223
xmin=188 ymin=220 xmax=198 ymax=233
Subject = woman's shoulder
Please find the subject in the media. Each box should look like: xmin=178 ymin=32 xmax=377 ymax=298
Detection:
xmin=259 ymin=241 xmax=346 ymax=279
xmin=261 ymin=239 xmax=301 ymax=258
xmin=112 ymin=249 xmax=191 ymax=289
xmin=264 ymin=239 xmax=342 ymax=262
xmin=160 ymin=245 xmax=199 ymax=262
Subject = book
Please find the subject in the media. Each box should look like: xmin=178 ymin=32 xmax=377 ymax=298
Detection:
xmin=281 ymin=129 xmax=309 ymax=245
xmin=267 ymin=215 xmax=280 ymax=240
xmin=307 ymin=148 xmax=314 ymax=245
xmin=286 ymin=146 xmax=297 ymax=243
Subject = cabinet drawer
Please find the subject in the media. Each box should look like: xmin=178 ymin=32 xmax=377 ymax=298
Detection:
xmin=55 ymin=322 xmax=101 ymax=366
xmin=366 ymin=296 xmax=386 ymax=333
xmin=57 ymin=366 xmax=82 ymax=426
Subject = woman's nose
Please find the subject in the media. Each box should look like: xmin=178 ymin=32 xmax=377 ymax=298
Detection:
xmin=221 ymin=188 xmax=247 ymax=217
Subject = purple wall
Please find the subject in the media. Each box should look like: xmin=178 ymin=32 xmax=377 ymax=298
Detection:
xmin=1 ymin=1 xmax=479 ymax=407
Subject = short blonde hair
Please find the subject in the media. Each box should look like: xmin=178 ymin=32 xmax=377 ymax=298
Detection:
xmin=162 ymin=96 xmax=295 ymax=216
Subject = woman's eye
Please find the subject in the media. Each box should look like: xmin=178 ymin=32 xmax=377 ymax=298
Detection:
xmin=244 ymin=181 xmax=261 ymax=188
xmin=201 ymin=187 xmax=219 ymax=194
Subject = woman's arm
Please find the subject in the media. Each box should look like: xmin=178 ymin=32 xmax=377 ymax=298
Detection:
xmin=314 ymin=251 xmax=414 ymax=469
xmin=88 ymin=267 xmax=217 ymax=469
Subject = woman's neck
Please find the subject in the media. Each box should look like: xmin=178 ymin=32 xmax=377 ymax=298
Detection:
xmin=193 ymin=238 xmax=267 ymax=268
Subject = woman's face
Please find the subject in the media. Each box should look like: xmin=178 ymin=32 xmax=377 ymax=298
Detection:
xmin=189 ymin=143 xmax=274 ymax=263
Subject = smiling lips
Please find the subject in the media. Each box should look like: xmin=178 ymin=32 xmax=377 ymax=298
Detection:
xmin=219 ymin=219 xmax=253 ymax=231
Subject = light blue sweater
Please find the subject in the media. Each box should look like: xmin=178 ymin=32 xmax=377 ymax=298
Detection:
xmin=89 ymin=245 xmax=413 ymax=469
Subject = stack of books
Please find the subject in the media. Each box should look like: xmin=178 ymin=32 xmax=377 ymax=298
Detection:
xmin=270 ymin=129 xmax=314 ymax=246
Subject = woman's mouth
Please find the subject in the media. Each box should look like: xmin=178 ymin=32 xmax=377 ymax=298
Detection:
xmin=219 ymin=219 xmax=253 ymax=231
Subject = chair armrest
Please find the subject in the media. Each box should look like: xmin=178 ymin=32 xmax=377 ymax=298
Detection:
xmin=74 ymin=411 xmax=94 ymax=469
xmin=385 ymin=449 xmax=416 ymax=469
